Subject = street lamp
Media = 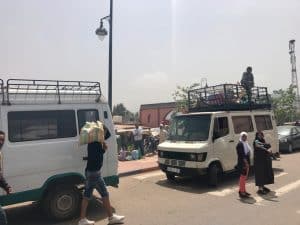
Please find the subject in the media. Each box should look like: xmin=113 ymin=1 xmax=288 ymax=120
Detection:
xmin=95 ymin=0 xmax=113 ymax=110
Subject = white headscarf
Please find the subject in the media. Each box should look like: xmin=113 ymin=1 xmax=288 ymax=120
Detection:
xmin=239 ymin=132 xmax=251 ymax=155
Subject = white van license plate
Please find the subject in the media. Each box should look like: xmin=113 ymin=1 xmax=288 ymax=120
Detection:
xmin=167 ymin=167 xmax=180 ymax=174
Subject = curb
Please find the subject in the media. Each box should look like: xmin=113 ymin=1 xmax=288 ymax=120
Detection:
xmin=118 ymin=165 xmax=159 ymax=178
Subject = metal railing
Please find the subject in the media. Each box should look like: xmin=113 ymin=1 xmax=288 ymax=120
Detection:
xmin=1 ymin=79 xmax=102 ymax=105
xmin=188 ymin=84 xmax=271 ymax=112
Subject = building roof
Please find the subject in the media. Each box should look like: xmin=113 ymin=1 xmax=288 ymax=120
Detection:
xmin=140 ymin=102 xmax=176 ymax=110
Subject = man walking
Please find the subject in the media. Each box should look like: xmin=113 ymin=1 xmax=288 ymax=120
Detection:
xmin=0 ymin=131 xmax=12 ymax=225
xmin=241 ymin=66 xmax=254 ymax=102
xmin=132 ymin=124 xmax=144 ymax=157
xmin=78 ymin=126 xmax=125 ymax=225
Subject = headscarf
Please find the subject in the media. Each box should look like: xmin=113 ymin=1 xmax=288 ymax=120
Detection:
xmin=239 ymin=132 xmax=252 ymax=155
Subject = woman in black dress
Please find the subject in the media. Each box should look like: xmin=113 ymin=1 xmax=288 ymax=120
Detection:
xmin=253 ymin=131 xmax=274 ymax=195
xmin=236 ymin=132 xmax=251 ymax=198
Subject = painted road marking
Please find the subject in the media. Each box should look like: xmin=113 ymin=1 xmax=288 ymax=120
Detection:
xmin=275 ymin=179 xmax=300 ymax=197
xmin=134 ymin=171 xmax=164 ymax=180
xmin=208 ymin=172 xmax=288 ymax=197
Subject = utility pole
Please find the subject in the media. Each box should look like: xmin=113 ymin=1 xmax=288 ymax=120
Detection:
xmin=289 ymin=39 xmax=299 ymax=110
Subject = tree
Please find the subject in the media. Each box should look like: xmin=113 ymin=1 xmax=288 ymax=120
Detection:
xmin=172 ymin=83 xmax=201 ymax=112
xmin=272 ymin=86 xmax=297 ymax=125
xmin=112 ymin=103 xmax=137 ymax=123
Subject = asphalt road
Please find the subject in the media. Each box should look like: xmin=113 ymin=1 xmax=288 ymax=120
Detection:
xmin=5 ymin=151 xmax=300 ymax=225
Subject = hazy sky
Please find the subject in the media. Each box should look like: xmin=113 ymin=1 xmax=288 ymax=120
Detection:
xmin=1 ymin=0 xmax=300 ymax=112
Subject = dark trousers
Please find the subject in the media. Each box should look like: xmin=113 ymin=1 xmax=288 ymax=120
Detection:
xmin=0 ymin=205 xmax=7 ymax=225
xmin=134 ymin=140 xmax=144 ymax=156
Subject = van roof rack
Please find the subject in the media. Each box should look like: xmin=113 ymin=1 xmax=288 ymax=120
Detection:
xmin=188 ymin=83 xmax=271 ymax=112
xmin=2 ymin=79 xmax=102 ymax=105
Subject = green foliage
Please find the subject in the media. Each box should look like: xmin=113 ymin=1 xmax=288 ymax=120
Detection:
xmin=172 ymin=83 xmax=201 ymax=111
xmin=112 ymin=103 xmax=138 ymax=123
xmin=272 ymin=86 xmax=297 ymax=125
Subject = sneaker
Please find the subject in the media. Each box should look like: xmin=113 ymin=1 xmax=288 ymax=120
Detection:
xmin=108 ymin=214 xmax=125 ymax=224
xmin=78 ymin=218 xmax=95 ymax=225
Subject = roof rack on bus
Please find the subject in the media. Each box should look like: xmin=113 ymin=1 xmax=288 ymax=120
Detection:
xmin=188 ymin=83 xmax=271 ymax=112
xmin=4 ymin=79 xmax=102 ymax=105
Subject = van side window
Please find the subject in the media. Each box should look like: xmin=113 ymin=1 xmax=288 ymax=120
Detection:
xmin=232 ymin=116 xmax=254 ymax=134
xmin=213 ymin=117 xmax=229 ymax=139
xmin=8 ymin=110 xmax=77 ymax=142
xmin=255 ymin=115 xmax=273 ymax=131
xmin=77 ymin=109 xmax=99 ymax=131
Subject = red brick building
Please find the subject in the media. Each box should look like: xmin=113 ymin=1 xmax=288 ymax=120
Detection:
xmin=139 ymin=102 xmax=176 ymax=128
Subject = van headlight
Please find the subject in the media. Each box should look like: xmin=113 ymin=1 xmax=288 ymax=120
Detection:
xmin=190 ymin=153 xmax=197 ymax=161
xmin=159 ymin=151 xmax=164 ymax=158
xmin=197 ymin=153 xmax=207 ymax=162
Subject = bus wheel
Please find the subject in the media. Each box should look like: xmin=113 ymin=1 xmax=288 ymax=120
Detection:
xmin=166 ymin=172 xmax=176 ymax=182
xmin=208 ymin=163 xmax=221 ymax=187
xmin=43 ymin=185 xmax=81 ymax=220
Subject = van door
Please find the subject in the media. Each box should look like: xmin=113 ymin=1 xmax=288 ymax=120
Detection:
xmin=212 ymin=116 xmax=236 ymax=172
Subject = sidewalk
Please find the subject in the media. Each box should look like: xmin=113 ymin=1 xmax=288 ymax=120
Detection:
xmin=118 ymin=154 xmax=159 ymax=177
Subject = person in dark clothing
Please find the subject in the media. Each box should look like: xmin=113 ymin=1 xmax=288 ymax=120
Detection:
xmin=241 ymin=66 xmax=254 ymax=102
xmin=253 ymin=131 xmax=274 ymax=195
xmin=78 ymin=126 xmax=125 ymax=225
xmin=0 ymin=131 xmax=12 ymax=225
xmin=236 ymin=132 xmax=251 ymax=198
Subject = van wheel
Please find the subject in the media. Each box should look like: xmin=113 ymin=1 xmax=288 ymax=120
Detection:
xmin=166 ymin=172 xmax=176 ymax=182
xmin=42 ymin=185 xmax=81 ymax=220
xmin=208 ymin=163 xmax=221 ymax=187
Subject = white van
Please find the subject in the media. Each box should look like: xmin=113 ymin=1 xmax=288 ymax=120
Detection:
xmin=158 ymin=84 xmax=279 ymax=186
xmin=0 ymin=79 xmax=118 ymax=220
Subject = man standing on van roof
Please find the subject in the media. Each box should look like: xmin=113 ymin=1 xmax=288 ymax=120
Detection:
xmin=0 ymin=131 xmax=12 ymax=225
xmin=78 ymin=126 xmax=125 ymax=225
xmin=241 ymin=66 xmax=254 ymax=102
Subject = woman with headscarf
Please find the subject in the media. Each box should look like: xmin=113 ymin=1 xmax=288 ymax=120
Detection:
xmin=253 ymin=131 xmax=274 ymax=195
xmin=236 ymin=132 xmax=251 ymax=198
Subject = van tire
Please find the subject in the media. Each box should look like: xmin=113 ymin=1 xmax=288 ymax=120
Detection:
xmin=166 ymin=172 xmax=176 ymax=182
xmin=42 ymin=185 xmax=81 ymax=220
xmin=208 ymin=163 xmax=220 ymax=187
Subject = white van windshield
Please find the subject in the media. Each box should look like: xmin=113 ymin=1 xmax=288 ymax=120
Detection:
xmin=168 ymin=115 xmax=211 ymax=141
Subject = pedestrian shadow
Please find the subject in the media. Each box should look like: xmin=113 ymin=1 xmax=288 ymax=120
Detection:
xmin=238 ymin=196 xmax=257 ymax=204
xmin=5 ymin=197 xmax=114 ymax=225
xmin=259 ymin=191 xmax=279 ymax=202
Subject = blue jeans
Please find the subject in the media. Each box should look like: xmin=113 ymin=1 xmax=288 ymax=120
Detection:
xmin=83 ymin=170 xmax=109 ymax=199
xmin=0 ymin=205 xmax=7 ymax=225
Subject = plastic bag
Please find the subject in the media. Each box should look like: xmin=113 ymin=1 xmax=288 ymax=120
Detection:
xmin=79 ymin=121 xmax=104 ymax=145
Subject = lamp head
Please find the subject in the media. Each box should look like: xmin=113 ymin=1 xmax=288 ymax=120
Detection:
xmin=95 ymin=21 xmax=108 ymax=41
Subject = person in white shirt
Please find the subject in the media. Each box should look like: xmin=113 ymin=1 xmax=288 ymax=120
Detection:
xmin=132 ymin=124 xmax=144 ymax=156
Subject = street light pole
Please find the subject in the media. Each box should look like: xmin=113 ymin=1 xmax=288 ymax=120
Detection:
xmin=95 ymin=0 xmax=113 ymax=110
xmin=108 ymin=0 xmax=113 ymax=110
